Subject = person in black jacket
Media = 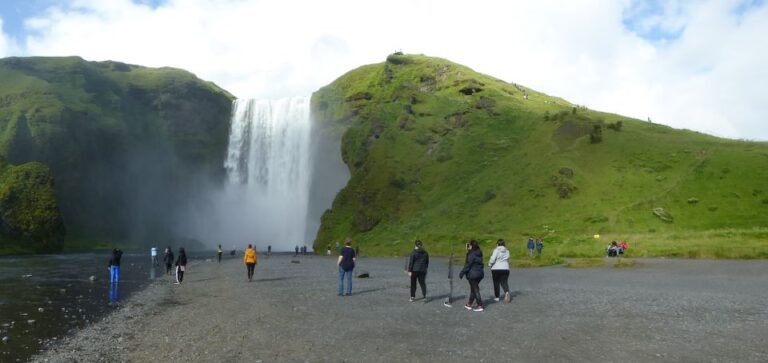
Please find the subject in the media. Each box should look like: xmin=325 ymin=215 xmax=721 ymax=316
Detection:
xmin=163 ymin=247 xmax=174 ymax=275
xmin=406 ymin=240 xmax=430 ymax=302
xmin=175 ymin=247 xmax=188 ymax=284
xmin=459 ymin=240 xmax=485 ymax=312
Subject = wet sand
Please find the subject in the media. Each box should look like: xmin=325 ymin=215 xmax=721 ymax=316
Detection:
xmin=32 ymin=255 xmax=768 ymax=362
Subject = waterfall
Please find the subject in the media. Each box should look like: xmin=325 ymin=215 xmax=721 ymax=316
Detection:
xmin=221 ymin=97 xmax=312 ymax=251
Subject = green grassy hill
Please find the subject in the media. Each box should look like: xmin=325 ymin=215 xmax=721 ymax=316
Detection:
xmin=311 ymin=53 xmax=768 ymax=259
xmin=0 ymin=56 xmax=233 ymax=251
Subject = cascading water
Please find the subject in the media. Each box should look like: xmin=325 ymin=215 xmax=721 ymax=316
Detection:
xmin=220 ymin=97 xmax=312 ymax=251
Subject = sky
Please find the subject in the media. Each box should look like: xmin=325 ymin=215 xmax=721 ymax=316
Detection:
xmin=0 ymin=0 xmax=766 ymax=140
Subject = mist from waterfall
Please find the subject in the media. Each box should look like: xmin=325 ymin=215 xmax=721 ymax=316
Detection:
xmin=218 ymin=97 xmax=313 ymax=251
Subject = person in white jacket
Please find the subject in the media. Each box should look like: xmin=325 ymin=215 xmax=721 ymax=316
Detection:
xmin=488 ymin=239 xmax=511 ymax=303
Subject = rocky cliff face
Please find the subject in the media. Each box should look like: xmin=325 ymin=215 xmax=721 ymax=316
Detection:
xmin=0 ymin=56 xmax=234 ymax=249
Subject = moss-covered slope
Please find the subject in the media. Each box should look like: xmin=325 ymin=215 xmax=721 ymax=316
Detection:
xmin=0 ymin=156 xmax=64 ymax=253
xmin=312 ymin=54 xmax=768 ymax=258
xmin=0 ymin=56 xmax=233 ymax=245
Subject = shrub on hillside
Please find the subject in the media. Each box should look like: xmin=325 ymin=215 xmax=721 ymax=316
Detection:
xmin=590 ymin=124 xmax=603 ymax=144
xmin=607 ymin=121 xmax=623 ymax=131
xmin=390 ymin=177 xmax=407 ymax=190
xmin=481 ymin=189 xmax=496 ymax=203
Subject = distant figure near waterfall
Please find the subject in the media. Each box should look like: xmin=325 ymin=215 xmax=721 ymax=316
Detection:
xmin=163 ymin=247 xmax=174 ymax=275
xmin=108 ymin=248 xmax=123 ymax=283
xmin=244 ymin=244 xmax=258 ymax=282
xmin=175 ymin=248 xmax=187 ymax=284
xmin=150 ymin=247 xmax=158 ymax=266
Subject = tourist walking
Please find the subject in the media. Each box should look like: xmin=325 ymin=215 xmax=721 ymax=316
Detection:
xmin=327 ymin=244 xmax=332 ymax=256
xmin=459 ymin=240 xmax=485 ymax=312
xmin=267 ymin=245 xmax=272 ymax=256
xmin=108 ymin=248 xmax=123 ymax=283
xmin=337 ymin=239 xmax=356 ymax=296
xmin=217 ymin=244 xmax=223 ymax=263
xmin=163 ymin=246 xmax=174 ymax=275
xmin=527 ymin=237 xmax=535 ymax=257
xmin=244 ymin=244 xmax=258 ymax=282
xmin=175 ymin=247 xmax=187 ymax=284
xmin=536 ymin=238 xmax=544 ymax=256
xmin=406 ymin=240 xmax=429 ymax=302
xmin=489 ymin=239 xmax=511 ymax=303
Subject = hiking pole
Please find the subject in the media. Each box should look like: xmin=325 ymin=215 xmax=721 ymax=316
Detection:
xmin=444 ymin=242 xmax=455 ymax=307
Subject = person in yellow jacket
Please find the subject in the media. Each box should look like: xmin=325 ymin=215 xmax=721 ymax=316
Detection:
xmin=244 ymin=244 xmax=258 ymax=282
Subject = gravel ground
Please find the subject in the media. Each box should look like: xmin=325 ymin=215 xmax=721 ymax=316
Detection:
xmin=31 ymin=255 xmax=768 ymax=362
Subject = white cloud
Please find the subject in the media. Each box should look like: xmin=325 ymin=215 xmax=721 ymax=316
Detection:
xmin=9 ymin=0 xmax=768 ymax=140
xmin=0 ymin=18 xmax=18 ymax=57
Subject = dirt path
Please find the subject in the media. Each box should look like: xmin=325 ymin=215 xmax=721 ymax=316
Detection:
xmin=33 ymin=255 xmax=768 ymax=362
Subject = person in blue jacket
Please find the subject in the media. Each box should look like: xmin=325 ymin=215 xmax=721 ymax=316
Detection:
xmin=527 ymin=237 xmax=535 ymax=257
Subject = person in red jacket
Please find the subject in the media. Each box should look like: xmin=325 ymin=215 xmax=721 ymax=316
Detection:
xmin=618 ymin=241 xmax=629 ymax=255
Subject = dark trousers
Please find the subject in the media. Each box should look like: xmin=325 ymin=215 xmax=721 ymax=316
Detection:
xmin=176 ymin=267 xmax=184 ymax=283
xmin=491 ymin=270 xmax=510 ymax=298
xmin=468 ymin=278 xmax=483 ymax=306
xmin=410 ymin=271 xmax=427 ymax=297
xmin=165 ymin=263 xmax=172 ymax=275
xmin=217 ymin=252 xmax=222 ymax=263
xmin=246 ymin=263 xmax=255 ymax=280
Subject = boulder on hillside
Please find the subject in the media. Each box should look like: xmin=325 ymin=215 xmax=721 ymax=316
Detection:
xmin=652 ymin=207 xmax=673 ymax=223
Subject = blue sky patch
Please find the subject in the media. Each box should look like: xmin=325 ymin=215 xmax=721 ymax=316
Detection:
xmin=0 ymin=0 xmax=166 ymax=41
xmin=733 ymin=0 xmax=765 ymax=20
xmin=622 ymin=0 xmax=685 ymax=43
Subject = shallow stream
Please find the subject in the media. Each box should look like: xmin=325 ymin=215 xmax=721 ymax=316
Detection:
xmin=0 ymin=252 xmax=163 ymax=361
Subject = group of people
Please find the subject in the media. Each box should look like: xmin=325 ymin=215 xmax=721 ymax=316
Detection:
xmin=606 ymin=240 xmax=629 ymax=257
xmin=526 ymin=237 xmax=544 ymax=257
xmin=108 ymin=247 xmax=187 ymax=284
xmin=125 ymin=238 xmax=534 ymax=313
xmin=402 ymin=238 xmax=514 ymax=312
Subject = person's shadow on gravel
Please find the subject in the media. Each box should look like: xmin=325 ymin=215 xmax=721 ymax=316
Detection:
xmin=430 ymin=293 xmax=467 ymax=303
xmin=346 ymin=288 xmax=385 ymax=296
xmin=484 ymin=290 xmax=522 ymax=306
xmin=251 ymin=277 xmax=292 ymax=283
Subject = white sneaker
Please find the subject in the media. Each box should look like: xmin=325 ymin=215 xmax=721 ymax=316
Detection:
xmin=464 ymin=304 xmax=473 ymax=310
xmin=409 ymin=297 xmax=415 ymax=302
xmin=493 ymin=297 xmax=500 ymax=302
xmin=473 ymin=306 xmax=484 ymax=312
xmin=504 ymin=292 xmax=511 ymax=303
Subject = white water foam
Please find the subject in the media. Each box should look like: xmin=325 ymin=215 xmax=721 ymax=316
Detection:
xmin=220 ymin=97 xmax=312 ymax=251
